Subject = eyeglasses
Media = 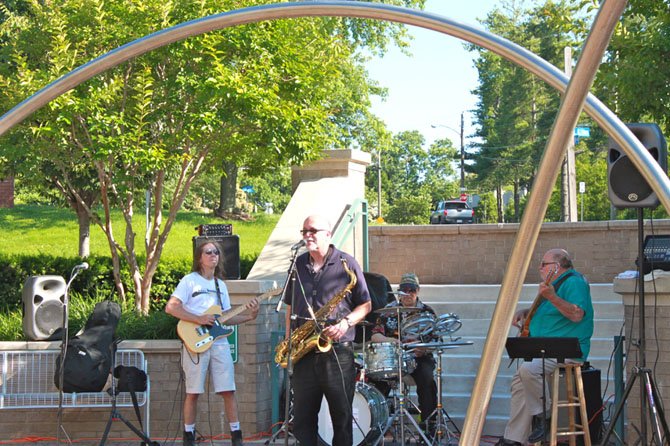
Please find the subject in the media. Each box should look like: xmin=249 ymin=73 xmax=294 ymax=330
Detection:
xmin=399 ymin=286 xmax=418 ymax=293
xmin=540 ymin=261 xmax=558 ymax=267
xmin=203 ymin=248 xmax=220 ymax=256
xmin=300 ymin=228 xmax=327 ymax=236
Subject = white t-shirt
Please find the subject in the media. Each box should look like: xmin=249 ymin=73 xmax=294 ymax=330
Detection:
xmin=172 ymin=272 xmax=231 ymax=315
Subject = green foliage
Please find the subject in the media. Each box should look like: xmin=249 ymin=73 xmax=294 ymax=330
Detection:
xmin=386 ymin=194 xmax=431 ymax=225
xmin=0 ymin=292 xmax=179 ymax=341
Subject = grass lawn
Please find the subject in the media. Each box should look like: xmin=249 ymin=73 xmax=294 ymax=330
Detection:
xmin=0 ymin=204 xmax=280 ymax=261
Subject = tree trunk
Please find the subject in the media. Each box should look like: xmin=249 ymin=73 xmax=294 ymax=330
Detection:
xmin=75 ymin=204 xmax=91 ymax=258
xmin=217 ymin=161 xmax=238 ymax=216
xmin=496 ymin=185 xmax=504 ymax=223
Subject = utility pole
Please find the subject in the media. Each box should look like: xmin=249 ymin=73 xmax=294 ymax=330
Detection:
xmin=562 ymin=46 xmax=578 ymax=222
xmin=460 ymin=112 xmax=465 ymax=192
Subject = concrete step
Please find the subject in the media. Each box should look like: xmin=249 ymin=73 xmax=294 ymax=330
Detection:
xmin=387 ymin=283 xmax=623 ymax=438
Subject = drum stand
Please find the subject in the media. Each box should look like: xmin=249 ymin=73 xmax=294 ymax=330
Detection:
xmin=382 ymin=306 xmax=431 ymax=446
xmin=424 ymin=345 xmax=458 ymax=445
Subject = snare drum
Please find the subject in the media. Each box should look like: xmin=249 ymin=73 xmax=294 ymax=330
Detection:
xmin=365 ymin=342 xmax=398 ymax=380
xmin=365 ymin=342 xmax=416 ymax=379
xmin=318 ymin=381 xmax=389 ymax=446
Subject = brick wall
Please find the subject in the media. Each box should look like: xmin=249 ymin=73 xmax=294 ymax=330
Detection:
xmin=369 ymin=219 xmax=670 ymax=285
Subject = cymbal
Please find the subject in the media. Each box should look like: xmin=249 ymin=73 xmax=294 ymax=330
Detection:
xmin=402 ymin=340 xmax=474 ymax=350
xmin=374 ymin=306 xmax=420 ymax=315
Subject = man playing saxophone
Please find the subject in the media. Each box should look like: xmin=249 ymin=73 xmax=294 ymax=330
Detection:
xmin=282 ymin=214 xmax=371 ymax=446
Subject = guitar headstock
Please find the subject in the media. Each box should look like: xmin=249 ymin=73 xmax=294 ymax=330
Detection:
xmin=260 ymin=287 xmax=284 ymax=300
xmin=544 ymin=265 xmax=559 ymax=285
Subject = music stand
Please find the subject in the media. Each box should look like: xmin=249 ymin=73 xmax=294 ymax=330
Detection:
xmin=505 ymin=337 xmax=582 ymax=444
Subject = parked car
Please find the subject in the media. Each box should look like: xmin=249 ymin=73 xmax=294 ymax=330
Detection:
xmin=430 ymin=199 xmax=475 ymax=224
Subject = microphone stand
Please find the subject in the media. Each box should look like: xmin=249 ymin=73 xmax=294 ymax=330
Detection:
xmin=56 ymin=264 xmax=86 ymax=445
xmin=268 ymin=247 xmax=301 ymax=445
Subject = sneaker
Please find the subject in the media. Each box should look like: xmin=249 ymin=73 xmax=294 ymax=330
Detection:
xmin=183 ymin=430 xmax=196 ymax=446
xmin=231 ymin=429 xmax=244 ymax=446
xmin=527 ymin=414 xmax=551 ymax=443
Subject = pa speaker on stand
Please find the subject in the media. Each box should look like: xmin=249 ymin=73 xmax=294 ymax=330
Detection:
xmin=22 ymin=275 xmax=66 ymax=341
xmin=607 ymin=123 xmax=668 ymax=209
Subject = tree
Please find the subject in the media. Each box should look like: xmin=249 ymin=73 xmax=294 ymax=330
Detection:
xmin=0 ymin=0 xmax=424 ymax=313
xmin=468 ymin=1 xmax=591 ymax=222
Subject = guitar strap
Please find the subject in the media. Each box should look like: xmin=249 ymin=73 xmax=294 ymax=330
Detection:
xmin=214 ymin=277 xmax=224 ymax=308
xmin=552 ymin=270 xmax=576 ymax=296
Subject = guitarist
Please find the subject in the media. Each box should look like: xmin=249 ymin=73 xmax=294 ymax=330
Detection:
xmin=496 ymin=248 xmax=594 ymax=446
xmin=166 ymin=241 xmax=259 ymax=446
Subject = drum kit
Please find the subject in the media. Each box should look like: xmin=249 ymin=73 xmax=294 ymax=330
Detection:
xmin=317 ymin=304 xmax=473 ymax=446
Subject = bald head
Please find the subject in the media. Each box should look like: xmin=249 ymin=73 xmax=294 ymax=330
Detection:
xmin=546 ymin=248 xmax=573 ymax=270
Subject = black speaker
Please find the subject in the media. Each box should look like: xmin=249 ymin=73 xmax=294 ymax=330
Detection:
xmin=22 ymin=275 xmax=66 ymax=341
xmin=608 ymin=123 xmax=668 ymax=208
xmin=193 ymin=235 xmax=241 ymax=279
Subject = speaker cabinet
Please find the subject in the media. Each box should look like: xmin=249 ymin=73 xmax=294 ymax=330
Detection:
xmin=193 ymin=235 xmax=241 ymax=280
xmin=22 ymin=275 xmax=66 ymax=341
xmin=556 ymin=366 xmax=603 ymax=445
xmin=608 ymin=123 xmax=668 ymax=208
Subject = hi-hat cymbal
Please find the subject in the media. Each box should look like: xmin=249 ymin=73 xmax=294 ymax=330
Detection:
xmin=402 ymin=340 xmax=474 ymax=350
xmin=374 ymin=306 xmax=420 ymax=315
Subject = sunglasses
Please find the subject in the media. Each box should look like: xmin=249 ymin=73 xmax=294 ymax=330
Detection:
xmin=399 ymin=286 xmax=418 ymax=293
xmin=300 ymin=228 xmax=327 ymax=236
xmin=203 ymin=248 xmax=220 ymax=256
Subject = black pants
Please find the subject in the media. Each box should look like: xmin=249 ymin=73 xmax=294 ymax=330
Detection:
xmin=291 ymin=344 xmax=356 ymax=446
xmin=370 ymin=355 xmax=437 ymax=423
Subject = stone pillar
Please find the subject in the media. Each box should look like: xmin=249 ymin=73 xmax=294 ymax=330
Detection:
xmin=613 ymin=275 xmax=670 ymax=441
xmin=291 ymin=149 xmax=370 ymax=194
xmin=249 ymin=149 xmax=371 ymax=282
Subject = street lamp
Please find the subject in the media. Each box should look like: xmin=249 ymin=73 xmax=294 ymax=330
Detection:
xmin=432 ymin=112 xmax=466 ymax=192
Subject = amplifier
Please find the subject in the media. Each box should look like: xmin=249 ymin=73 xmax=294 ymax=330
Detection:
xmin=195 ymin=224 xmax=232 ymax=237
xmin=637 ymin=235 xmax=670 ymax=274
xmin=193 ymin=235 xmax=240 ymax=279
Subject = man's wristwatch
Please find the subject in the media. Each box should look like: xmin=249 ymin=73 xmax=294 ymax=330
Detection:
xmin=344 ymin=316 xmax=354 ymax=327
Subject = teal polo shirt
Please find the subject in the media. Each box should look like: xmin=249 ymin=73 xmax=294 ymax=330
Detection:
xmin=529 ymin=270 xmax=594 ymax=362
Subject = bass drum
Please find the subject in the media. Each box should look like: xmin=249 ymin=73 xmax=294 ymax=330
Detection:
xmin=317 ymin=381 xmax=389 ymax=446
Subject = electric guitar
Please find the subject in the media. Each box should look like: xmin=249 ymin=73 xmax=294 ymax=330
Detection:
xmin=518 ymin=266 xmax=559 ymax=337
xmin=177 ymin=287 xmax=283 ymax=353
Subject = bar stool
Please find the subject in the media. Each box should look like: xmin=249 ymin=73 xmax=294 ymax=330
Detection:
xmin=549 ymin=363 xmax=591 ymax=446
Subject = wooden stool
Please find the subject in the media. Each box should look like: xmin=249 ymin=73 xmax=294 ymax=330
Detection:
xmin=549 ymin=363 xmax=591 ymax=446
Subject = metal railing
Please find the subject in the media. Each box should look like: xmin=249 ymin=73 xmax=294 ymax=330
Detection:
xmin=331 ymin=199 xmax=369 ymax=272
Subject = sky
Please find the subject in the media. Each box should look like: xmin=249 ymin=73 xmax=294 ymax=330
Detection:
xmin=366 ymin=0 xmax=502 ymax=148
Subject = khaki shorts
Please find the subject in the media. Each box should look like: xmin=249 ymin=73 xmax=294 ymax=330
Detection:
xmin=181 ymin=342 xmax=236 ymax=394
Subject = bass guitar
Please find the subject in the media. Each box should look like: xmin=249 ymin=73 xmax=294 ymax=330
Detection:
xmin=518 ymin=265 xmax=558 ymax=337
xmin=178 ymin=287 xmax=282 ymax=353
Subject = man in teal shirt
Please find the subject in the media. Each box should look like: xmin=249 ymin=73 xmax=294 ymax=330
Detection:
xmin=496 ymin=248 xmax=594 ymax=446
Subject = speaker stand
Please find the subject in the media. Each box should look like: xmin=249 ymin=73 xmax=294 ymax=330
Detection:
xmin=99 ymin=352 xmax=159 ymax=446
xmin=601 ymin=209 xmax=670 ymax=446
xmin=56 ymin=265 xmax=86 ymax=444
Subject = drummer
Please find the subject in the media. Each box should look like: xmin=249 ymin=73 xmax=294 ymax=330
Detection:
xmin=370 ymin=272 xmax=438 ymax=435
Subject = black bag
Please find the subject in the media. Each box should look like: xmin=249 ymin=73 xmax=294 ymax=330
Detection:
xmin=54 ymin=300 xmax=121 ymax=393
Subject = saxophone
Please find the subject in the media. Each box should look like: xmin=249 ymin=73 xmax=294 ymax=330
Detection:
xmin=275 ymin=259 xmax=357 ymax=368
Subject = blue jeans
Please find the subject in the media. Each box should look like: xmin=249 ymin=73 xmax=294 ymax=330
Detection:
xmin=291 ymin=344 xmax=356 ymax=446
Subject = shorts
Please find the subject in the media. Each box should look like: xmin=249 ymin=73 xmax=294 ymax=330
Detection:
xmin=181 ymin=341 xmax=236 ymax=394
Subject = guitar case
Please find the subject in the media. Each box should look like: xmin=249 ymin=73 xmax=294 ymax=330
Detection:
xmin=54 ymin=300 xmax=121 ymax=393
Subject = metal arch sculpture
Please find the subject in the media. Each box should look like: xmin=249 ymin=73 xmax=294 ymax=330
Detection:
xmin=0 ymin=1 xmax=663 ymax=443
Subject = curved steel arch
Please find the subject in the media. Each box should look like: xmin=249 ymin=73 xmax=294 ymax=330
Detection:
xmin=0 ymin=2 xmax=664 ymax=443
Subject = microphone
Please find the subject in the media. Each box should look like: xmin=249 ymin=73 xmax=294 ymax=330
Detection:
xmin=275 ymin=296 xmax=284 ymax=312
xmin=291 ymin=239 xmax=306 ymax=250
xmin=74 ymin=262 xmax=89 ymax=271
